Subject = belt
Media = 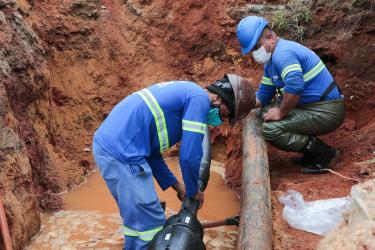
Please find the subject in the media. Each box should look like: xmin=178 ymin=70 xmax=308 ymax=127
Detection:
xmin=320 ymin=81 xmax=342 ymax=101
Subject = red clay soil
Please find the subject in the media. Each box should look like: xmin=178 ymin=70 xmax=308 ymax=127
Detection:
xmin=270 ymin=2 xmax=375 ymax=248
xmin=1 ymin=0 xmax=374 ymax=249
xmin=269 ymin=117 xmax=375 ymax=249
xmin=211 ymin=1 xmax=375 ymax=249
xmin=212 ymin=101 xmax=375 ymax=249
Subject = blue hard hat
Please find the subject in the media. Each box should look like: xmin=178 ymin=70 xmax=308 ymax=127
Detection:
xmin=236 ymin=16 xmax=268 ymax=55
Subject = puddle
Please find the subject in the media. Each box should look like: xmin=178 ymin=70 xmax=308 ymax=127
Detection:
xmin=27 ymin=158 xmax=239 ymax=249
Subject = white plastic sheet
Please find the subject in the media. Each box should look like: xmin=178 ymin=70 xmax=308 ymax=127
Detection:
xmin=279 ymin=190 xmax=351 ymax=235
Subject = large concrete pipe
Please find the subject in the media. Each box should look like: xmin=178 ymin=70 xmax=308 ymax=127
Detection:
xmin=0 ymin=194 xmax=13 ymax=250
xmin=238 ymin=110 xmax=272 ymax=250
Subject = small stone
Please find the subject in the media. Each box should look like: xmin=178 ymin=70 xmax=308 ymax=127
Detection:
xmin=0 ymin=10 xmax=6 ymax=23
xmin=0 ymin=0 xmax=17 ymax=8
xmin=48 ymin=232 xmax=57 ymax=239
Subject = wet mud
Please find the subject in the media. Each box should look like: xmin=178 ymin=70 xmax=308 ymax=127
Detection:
xmin=27 ymin=158 xmax=240 ymax=249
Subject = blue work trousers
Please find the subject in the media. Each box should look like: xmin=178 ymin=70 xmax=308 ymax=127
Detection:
xmin=93 ymin=140 xmax=165 ymax=250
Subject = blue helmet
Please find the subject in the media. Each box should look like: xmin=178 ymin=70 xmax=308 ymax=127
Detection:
xmin=236 ymin=16 xmax=268 ymax=55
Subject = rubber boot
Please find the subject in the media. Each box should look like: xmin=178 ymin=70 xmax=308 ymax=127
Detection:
xmin=300 ymin=136 xmax=340 ymax=174
xmin=292 ymin=153 xmax=314 ymax=166
xmin=292 ymin=137 xmax=316 ymax=167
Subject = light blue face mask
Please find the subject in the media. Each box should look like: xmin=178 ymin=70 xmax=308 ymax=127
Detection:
xmin=207 ymin=108 xmax=223 ymax=126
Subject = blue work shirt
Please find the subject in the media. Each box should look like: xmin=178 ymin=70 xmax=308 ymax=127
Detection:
xmin=256 ymin=39 xmax=341 ymax=105
xmin=94 ymin=81 xmax=210 ymax=198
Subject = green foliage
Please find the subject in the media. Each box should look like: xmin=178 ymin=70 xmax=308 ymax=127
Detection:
xmin=352 ymin=0 xmax=373 ymax=8
xmin=272 ymin=0 xmax=312 ymax=43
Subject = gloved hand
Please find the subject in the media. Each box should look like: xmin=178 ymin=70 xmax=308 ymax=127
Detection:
xmin=172 ymin=181 xmax=185 ymax=201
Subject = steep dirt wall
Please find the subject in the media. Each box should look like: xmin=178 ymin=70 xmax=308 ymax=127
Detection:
xmin=0 ymin=1 xmax=95 ymax=249
xmin=307 ymin=0 xmax=375 ymax=120
xmin=0 ymin=0 xmax=374 ymax=249
xmin=23 ymin=0 xmax=261 ymax=193
xmin=0 ymin=85 xmax=40 ymax=250
xmin=1 ymin=2 xmax=45 ymax=249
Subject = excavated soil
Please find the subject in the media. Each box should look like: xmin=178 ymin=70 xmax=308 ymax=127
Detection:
xmin=0 ymin=0 xmax=374 ymax=249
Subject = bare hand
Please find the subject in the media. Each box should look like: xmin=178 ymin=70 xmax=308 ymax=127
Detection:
xmin=172 ymin=181 xmax=185 ymax=201
xmin=263 ymin=107 xmax=283 ymax=122
xmin=193 ymin=191 xmax=204 ymax=209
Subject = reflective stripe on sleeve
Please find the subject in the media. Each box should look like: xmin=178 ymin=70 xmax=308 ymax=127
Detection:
xmin=260 ymin=76 xmax=274 ymax=86
xmin=281 ymin=64 xmax=303 ymax=80
xmin=303 ymin=61 xmax=325 ymax=82
xmin=182 ymin=119 xmax=207 ymax=134
xmin=281 ymin=61 xmax=326 ymax=83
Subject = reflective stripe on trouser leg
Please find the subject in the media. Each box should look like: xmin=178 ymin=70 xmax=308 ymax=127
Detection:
xmin=124 ymin=225 xmax=163 ymax=241
xmin=92 ymin=143 xmax=165 ymax=250
xmin=259 ymin=99 xmax=344 ymax=152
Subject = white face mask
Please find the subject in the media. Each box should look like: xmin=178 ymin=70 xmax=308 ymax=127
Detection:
xmin=252 ymin=46 xmax=271 ymax=64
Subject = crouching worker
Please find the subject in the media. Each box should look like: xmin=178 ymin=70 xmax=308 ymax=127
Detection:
xmin=92 ymin=74 xmax=255 ymax=249
xmin=236 ymin=16 xmax=345 ymax=173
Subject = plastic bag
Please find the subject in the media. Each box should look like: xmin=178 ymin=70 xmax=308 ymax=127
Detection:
xmin=279 ymin=190 xmax=351 ymax=235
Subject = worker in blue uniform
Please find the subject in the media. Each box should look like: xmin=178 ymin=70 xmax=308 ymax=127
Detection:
xmin=92 ymin=74 xmax=255 ymax=249
xmin=236 ymin=16 xmax=345 ymax=174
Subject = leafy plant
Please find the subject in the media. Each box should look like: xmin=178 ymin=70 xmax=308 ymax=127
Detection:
xmin=272 ymin=0 xmax=312 ymax=43
xmin=352 ymin=0 xmax=373 ymax=8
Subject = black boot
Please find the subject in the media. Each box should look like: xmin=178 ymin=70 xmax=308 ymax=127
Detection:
xmin=300 ymin=136 xmax=340 ymax=174
xmin=292 ymin=153 xmax=314 ymax=166
xmin=294 ymin=137 xmax=317 ymax=167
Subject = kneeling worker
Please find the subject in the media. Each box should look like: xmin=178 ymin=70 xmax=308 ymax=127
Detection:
xmin=237 ymin=16 xmax=344 ymax=173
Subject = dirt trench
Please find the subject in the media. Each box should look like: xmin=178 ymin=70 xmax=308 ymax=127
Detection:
xmin=0 ymin=0 xmax=374 ymax=249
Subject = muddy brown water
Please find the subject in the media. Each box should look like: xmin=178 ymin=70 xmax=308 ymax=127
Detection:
xmin=27 ymin=158 xmax=240 ymax=249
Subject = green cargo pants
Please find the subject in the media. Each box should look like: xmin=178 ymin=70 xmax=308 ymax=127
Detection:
xmin=259 ymin=99 xmax=345 ymax=152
